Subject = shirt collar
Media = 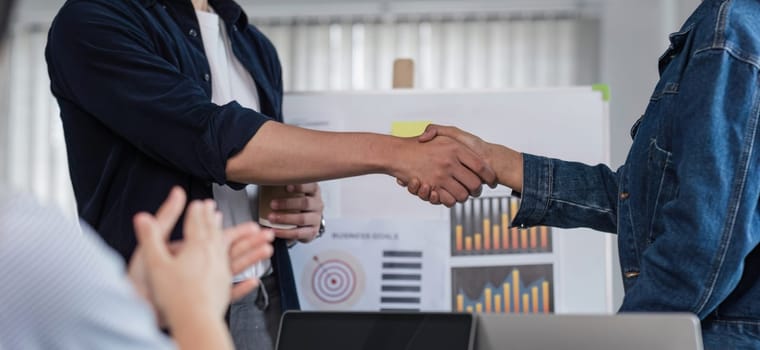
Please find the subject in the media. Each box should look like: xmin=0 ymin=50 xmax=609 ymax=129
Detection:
xmin=139 ymin=0 xmax=249 ymax=31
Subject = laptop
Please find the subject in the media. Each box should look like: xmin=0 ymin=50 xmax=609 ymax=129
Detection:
xmin=476 ymin=313 xmax=703 ymax=350
xmin=275 ymin=311 xmax=476 ymax=350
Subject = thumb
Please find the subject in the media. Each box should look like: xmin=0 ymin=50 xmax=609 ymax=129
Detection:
xmin=134 ymin=213 xmax=171 ymax=266
xmin=417 ymin=124 xmax=439 ymax=143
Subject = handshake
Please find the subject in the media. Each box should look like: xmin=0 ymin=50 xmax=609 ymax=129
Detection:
xmin=393 ymin=124 xmax=523 ymax=207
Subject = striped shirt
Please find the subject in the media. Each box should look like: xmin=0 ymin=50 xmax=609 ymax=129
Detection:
xmin=0 ymin=188 xmax=175 ymax=349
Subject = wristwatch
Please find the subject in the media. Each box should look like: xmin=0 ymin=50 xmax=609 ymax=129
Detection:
xmin=317 ymin=216 xmax=326 ymax=238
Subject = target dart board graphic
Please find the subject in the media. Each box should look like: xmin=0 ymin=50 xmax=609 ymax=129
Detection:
xmin=301 ymin=250 xmax=366 ymax=309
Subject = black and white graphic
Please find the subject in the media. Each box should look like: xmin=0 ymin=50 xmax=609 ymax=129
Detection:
xmin=380 ymin=250 xmax=423 ymax=311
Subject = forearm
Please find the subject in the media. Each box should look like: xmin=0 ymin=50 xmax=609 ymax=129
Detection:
xmin=170 ymin=309 xmax=233 ymax=350
xmin=226 ymin=121 xmax=406 ymax=184
xmin=485 ymin=143 xmax=524 ymax=192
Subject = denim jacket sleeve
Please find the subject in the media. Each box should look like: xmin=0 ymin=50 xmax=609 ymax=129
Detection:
xmin=512 ymin=153 xmax=620 ymax=233
xmin=46 ymin=1 xmax=268 ymax=186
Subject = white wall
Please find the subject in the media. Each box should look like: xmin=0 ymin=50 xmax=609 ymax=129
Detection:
xmin=600 ymin=0 xmax=699 ymax=167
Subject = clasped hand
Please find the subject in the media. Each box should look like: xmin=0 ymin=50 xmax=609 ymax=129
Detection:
xmin=395 ymin=125 xmax=497 ymax=207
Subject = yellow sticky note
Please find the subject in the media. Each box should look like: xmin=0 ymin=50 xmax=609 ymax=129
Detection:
xmin=391 ymin=121 xmax=432 ymax=137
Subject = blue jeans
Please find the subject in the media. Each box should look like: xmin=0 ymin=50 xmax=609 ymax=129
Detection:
xmin=229 ymin=274 xmax=282 ymax=350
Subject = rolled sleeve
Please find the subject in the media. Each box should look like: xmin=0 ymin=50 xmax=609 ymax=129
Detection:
xmin=46 ymin=0 xmax=268 ymax=186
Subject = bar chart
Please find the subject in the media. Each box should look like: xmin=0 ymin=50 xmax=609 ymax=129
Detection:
xmin=451 ymin=265 xmax=553 ymax=314
xmin=451 ymin=196 xmax=552 ymax=256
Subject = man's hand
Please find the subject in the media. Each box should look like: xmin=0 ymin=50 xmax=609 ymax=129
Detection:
xmin=392 ymin=135 xmax=496 ymax=207
xmin=398 ymin=124 xmax=524 ymax=205
xmin=266 ymin=183 xmax=324 ymax=243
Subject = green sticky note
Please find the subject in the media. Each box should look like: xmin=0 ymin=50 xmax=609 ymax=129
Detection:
xmin=592 ymin=84 xmax=611 ymax=102
xmin=391 ymin=121 xmax=432 ymax=137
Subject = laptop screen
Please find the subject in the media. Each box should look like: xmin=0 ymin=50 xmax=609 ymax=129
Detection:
xmin=276 ymin=311 xmax=475 ymax=350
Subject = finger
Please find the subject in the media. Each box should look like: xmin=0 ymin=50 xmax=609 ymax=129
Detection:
xmin=225 ymin=222 xmax=267 ymax=246
xmin=451 ymin=164 xmax=483 ymax=197
xmin=231 ymin=279 xmax=259 ymax=302
xmin=286 ymin=183 xmax=319 ymax=195
xmin=440 ymin=177 xmax=471 ymax=203
xmin=396 ymin=178 xmax=408 ymax=187
xmin=133 ymin=213 xmax=171 ymax=265
xmin=273 ymin=226 xmax=319 ymax=243
xmin=200 ymin=200 xmax=218 ymax=240
xmin=472 ymin=185 xmax=483 ymax=198
xmin=417 ymin=183 xmax=432 ymax=201
xmin=229 ymin=227 xmax=275 ymax=261
xmin=270 ymin=196 xmax=320 ymax=212
xmin=231 ymin=243 xmax=274 ymax=275
xmin=406 ymin=178 xmax=421 ymax=195
xmin=154 ymin=187 xmax=187 ymax=237
xmin=182 ymin=201 xmax=205 ymax=241
xmin=429 ymin=190 xmax=441 ymax=205
xmin=457 ymin=148 xmax=498 ymax=187
xmin=435 ymin=189 xmax=458 ymax=207
xmin=273 ymin=229 xmax=300 ymax=241
xmin=267 ymin=211 xmax=321 ymax=228
xmin=418 ymin=124 xmax=440 ymax=143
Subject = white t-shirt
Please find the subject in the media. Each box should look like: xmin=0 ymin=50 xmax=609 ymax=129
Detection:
xmin=196 ymin=8 xmax=270 ymax=281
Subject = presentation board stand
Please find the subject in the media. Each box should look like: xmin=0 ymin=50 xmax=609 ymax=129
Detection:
xmin=286 ymin=87 xmax=622 ymax=315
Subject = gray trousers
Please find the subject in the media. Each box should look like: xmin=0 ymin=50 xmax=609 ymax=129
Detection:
xmin=229 ymin=274 xmax=283 ymax=350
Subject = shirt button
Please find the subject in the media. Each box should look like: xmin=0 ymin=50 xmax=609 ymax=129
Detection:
xmin=619 ymin=192 xmax=630 ymax=200
xmin=188 ymin=28 xmax=198 ymax=37
xmin=203 ymin=73 xmax=210 ymax=82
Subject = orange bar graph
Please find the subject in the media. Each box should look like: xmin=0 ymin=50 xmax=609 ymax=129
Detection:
xmin=510 ymin=200 xmax=520 ymax=250
xmin=485 ymin=288 xmax=492 ymax=313
xmin=501 ymin=213 xmax=509 ymax=249
xmin=503 ymin=283 xmax=511 ymax=313
xmin=512 ymin=270 xmax=520 ymax=313
xmin=540 ymin=226 xmax=549 ymax=250
xmin=451 ymin=196 xmax=552 ymax=256
xmin=484 ymin=219 xmax=491 ymax=251
xmin=493 ymin=225 xmax=500 ymax=250
xmin=456 ymin=225 xmax=463 ymax=251
xmin=453 ymin=266 xmax=552 ymax=316
xmin=465 ymin=237 xmax=472 ymax=251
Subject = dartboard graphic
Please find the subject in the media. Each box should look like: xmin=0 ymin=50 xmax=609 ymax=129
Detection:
xmin=301 ymin=250 xmax=365 ymax=309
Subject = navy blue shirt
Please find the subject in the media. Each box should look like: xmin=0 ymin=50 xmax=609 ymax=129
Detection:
xmin=46 ymin=0 xmax=299 ymax=310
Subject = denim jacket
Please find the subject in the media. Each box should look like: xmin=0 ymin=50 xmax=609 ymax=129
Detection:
xmin=513 ymin=0 xmax=760 ymax=347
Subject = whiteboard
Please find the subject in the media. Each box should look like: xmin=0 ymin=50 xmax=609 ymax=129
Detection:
xmin=285 ymin=88 xmax=622 ymax=314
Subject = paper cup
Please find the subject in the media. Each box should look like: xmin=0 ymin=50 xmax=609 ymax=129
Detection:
xmin=258 ymin=185 xmax=304 ymax=229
